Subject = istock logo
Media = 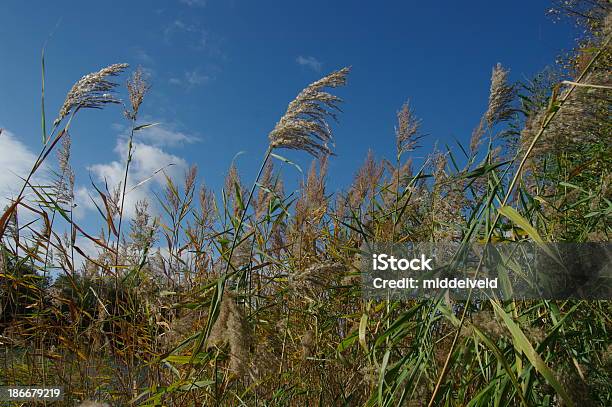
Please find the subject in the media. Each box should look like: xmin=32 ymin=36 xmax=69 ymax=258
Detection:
xmin=372 ymin=253 xmax=433 ymax=271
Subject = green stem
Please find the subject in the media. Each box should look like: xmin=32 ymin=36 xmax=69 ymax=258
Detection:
xmin=115 ymin=124 xmax=135 ymax=268
xmin=221 ymin=146 xmax=272 ymax=278
xmin=427 ymin=33 xmax=610 ymax=407
xmin=190 ymin=146 xmax=273 ymax=369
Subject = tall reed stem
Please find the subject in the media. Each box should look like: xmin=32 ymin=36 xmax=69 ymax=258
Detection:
xmin=427 ymin=33 xmax=610 ymax=407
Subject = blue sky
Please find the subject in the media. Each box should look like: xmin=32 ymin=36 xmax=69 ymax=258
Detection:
xmin=0 ymin=0 xmax=577 ymax=228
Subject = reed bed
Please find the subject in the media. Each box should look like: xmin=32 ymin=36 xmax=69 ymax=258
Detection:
xmin=1 ymin=2 xmax=611 ymax=406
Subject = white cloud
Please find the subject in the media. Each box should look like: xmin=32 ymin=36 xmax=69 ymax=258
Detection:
xmin=163 ymin=20 xmax=192 ymax=44
xmin=113 ymin=123 xmax=200 ymax=147
xmin=162 ymin=18 xmax=222 ymax=55
xmin=0 ymin=130 xmax=194 ymax=273
xmin=79 ymin=124 xmax=196 ymax=221
xmin=0 ymin=129 xmax=48 ymax=208
xmin=139 ymin=125 xmax=200 ymax=146
xmin=73 ymin=186 xmax=97 ymax=220
xmin=133 ymin=47 xmax=154 ymax=65
xmin=169 ymin=69 xmax=210 ymax=89
xmin=163 ymin=20 xmax=207 ymax=47
xmin=185 ymin=70 xmax=209 ymax=86
xmin=179 ymin=0 xmax=206 ymax=7
xmin=84 ymin=137 xmax=189 ymax=220
xmin=296 ymin=55 xmax=322 ymax=72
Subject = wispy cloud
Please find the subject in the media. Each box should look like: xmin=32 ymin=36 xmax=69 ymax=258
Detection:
xmin=76 ymin=124 xmax=195 ymax=220
xmin=133 ymin=47 xmax=154 ymax=65
xmin=81 ymin=142 xmax=188 ymax=220
xmin=163 ymin=19 xmax=208 ymax=49
xmin=169 ymin=69 xmax=210 ymax=89
xmin=127 ymin=50 xmax=157 ymax=81
xmin=185 ymin=70 xmax=209 ymax=86
xmin=179 ymin=0 xmax=206 ymax=7
xmin=296 ymin=55 xmax=322 ymax=72
xmin=113 ymin=122 xmax=200 ymax=147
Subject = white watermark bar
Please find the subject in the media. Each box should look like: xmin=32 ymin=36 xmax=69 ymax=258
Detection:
xmin=361 ymin=242 xmax=611 ymax=300
xmin=0 ymin=386 xmax=64 ymax=401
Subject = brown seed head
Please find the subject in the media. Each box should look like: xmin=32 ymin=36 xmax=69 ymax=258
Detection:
xmin=126 ymin=67 xmax=150 ymax=120
xmin=395 ymin=100 xmax=423 ymax=156
xmin=470 ymin=117 xmax=486 ymax=153
xmin=268 ymin=67 xmax=350 ymax=157
xmin=485 ymin=63 xmax=514 ymax=126
xmin=208 ymin=291 xmax=251 ymax=377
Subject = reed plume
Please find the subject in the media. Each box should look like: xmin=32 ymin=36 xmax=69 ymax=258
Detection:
xmin=395 ymin=101 xmax=423 ymax=157
xmin=55 ymin=63 xmax=128 ymax=126
xmin=224 ymin=163 xmax=246 ymax=218
xmin=129 ymin=199 xmax=157 ymax=253
xmin=208 ymin=291 xmax=250 ymax=376
xmin=125 ymin=67 xmax=150 ymax=120
xmin=255 ymin=160 xmax=284 ymax=219
xmin=485 ymin=63 xmax=515 ymax=126
xmin=301 ymin=330 xmax=315 ymax=359
xmin=268 ymin=67 xmax=350 ymax=157
xmin=349 ymin=150 xmax=384 ymax=208
xmin=54 ymin=132 xmax=75 ymax=205
xmin=470 ymin=117 xmax=486 ymax=153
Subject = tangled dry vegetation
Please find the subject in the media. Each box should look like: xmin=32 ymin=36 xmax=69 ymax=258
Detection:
xmin=1 ymin=3 xmax=611 ymax=406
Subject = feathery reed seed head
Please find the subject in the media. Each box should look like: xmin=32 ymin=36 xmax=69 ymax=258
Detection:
xmin=485 ymin=63 xmax=515 ymax=126
xmin=126 ymin=67 xmax=150 ymax=120
xmin=55 ymin=63 xmax=128 ymax=126
xmin=57 ymin=133 xmax=71 ymax=174
xmin=470 ymin=117 xmax=486 ymax=153
xmin=208 ymin=291 xmax=250 ymax=376
xmin=268 ymin=67 xmax=350 ymax=157
xmin=54 ymin=133 xmax=75 ymax=204
xmin=396 ymin=101 xmax=423 ymax=156
xmin=301 ymin=330 xmax=315 ymax=359
xmin=349 ymin=150 xmax=383 ymax=207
